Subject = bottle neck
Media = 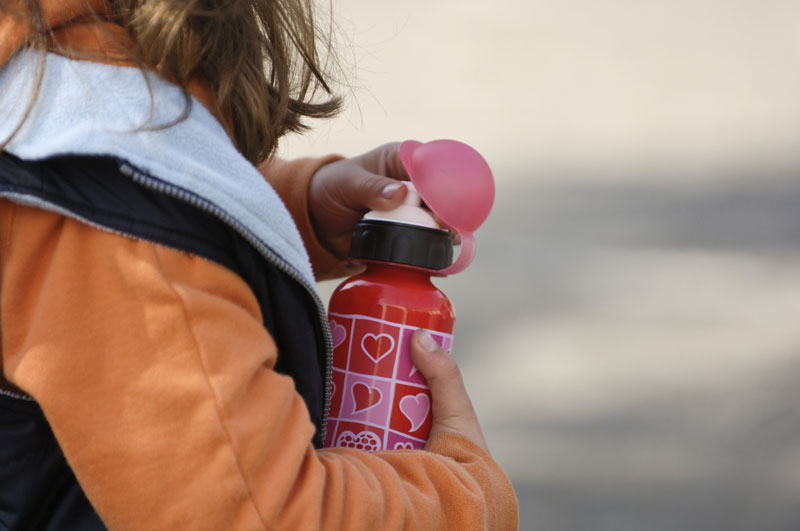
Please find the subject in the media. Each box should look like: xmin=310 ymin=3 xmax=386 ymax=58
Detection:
xmin=361 ymin=261 xmax=435 ymax=285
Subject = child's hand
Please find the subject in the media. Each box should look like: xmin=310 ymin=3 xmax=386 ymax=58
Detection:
xmin=308 ymin=142 xmax=409 ymax=258
xmin=410 ymin=329 xmax=490 ymax=454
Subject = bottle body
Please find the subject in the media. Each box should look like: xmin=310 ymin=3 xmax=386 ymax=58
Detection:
xmin=324 ymin=263 xmax=455 ymax=452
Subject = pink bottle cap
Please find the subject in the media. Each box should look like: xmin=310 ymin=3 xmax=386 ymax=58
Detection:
xmin=398 ymin=139 xmax=495 ymax=275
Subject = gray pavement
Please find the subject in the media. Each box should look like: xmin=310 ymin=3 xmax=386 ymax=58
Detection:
xmin=447 ymin=175 xmax=800 ymax=530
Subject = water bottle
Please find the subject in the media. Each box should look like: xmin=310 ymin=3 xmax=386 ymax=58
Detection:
xmin=323 ymin=140 xmax=494 ymax=452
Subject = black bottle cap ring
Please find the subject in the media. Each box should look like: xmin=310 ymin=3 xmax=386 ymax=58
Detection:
xmin=348 ymin=219 xmax=454 ymax=270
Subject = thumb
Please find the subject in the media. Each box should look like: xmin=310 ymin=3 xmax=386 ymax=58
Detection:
xmin=410 ymin=329 xmax=489 ymax=452
xmin=341 ymin=167 xmax=408 ymax=212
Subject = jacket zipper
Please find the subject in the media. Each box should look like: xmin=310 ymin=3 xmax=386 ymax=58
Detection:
xmin=118 ymin=163 xmax=333 ymax=442
xmin=0 ymin=388 xmax=35 ymax=401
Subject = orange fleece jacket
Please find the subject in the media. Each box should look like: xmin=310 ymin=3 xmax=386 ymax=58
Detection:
xmin=0 ymin=2 xmax=519 ymax=529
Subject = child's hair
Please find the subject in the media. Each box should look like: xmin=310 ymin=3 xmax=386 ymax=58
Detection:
xmin=0 ymin=0 xmax=341 ymax=163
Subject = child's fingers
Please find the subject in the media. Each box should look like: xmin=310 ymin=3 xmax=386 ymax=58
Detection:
xmin=354 ymin=141 xmax=409 ymax=181
xmin=410 ymin=329 xmax=489 ymax=453
xmin=334 ymin=165 xmax=408 ymax=212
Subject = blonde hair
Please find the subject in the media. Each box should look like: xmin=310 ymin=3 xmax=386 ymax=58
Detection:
xmin=1 ymin=0 xmax=341 ymax=163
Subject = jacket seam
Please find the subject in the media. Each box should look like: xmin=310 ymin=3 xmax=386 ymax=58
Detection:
xmin=0 ymin=187 xmax=250 ymax=310
xmin=147 ymin=243 xmax=269 ymax=531
xmin=0 ymin=182 xmax=234 ymax=267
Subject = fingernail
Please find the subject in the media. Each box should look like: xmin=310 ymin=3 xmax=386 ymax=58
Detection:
xmin=381 ymin=183 xmax=402 ymax=199
xmin=418 ymin=329 xmax=439 ymax=352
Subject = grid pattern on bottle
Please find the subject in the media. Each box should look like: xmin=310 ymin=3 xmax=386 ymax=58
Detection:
xmin=326 ymin=312 xmax=453 ymax=452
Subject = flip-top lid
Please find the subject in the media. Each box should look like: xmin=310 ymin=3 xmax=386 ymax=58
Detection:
xmin=398 ymin=139 xmax=495 ymax=275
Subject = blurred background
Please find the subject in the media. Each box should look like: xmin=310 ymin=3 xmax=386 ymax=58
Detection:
xmin=278 ymin=0 xmax=800 ymax=528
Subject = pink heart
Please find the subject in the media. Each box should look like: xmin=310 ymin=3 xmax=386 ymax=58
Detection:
xmin=330 ymin=320 xmax=347 ymax=350
xmin=351 ymin=382 xmax=382 ymax=414
xmin=360 ymin=333 xmax=395 ymax=363
xmin=394 ymin=442 xmax=415 ymax=450
xmin=399 ymin=393 xmax=430 ymax=433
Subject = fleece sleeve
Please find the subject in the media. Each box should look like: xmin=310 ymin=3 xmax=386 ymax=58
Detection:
xmin=0 ymin=201 xmax=518 ymax=531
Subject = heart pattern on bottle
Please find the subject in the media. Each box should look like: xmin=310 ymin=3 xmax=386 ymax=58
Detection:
xmin=325 ymin=313 xmax=454 ymax=451
xmin=330 ymin=320 xmax=347 ymax=350
xmin=351 ymin=382 xmax=382 ymax=414
xmin=399 ymin=393 xmax=430 ymax=433
xmin=360 ymin=333 xmax=395 ymax=363
xmin=336 ymin=430 xmax=382 ymax=452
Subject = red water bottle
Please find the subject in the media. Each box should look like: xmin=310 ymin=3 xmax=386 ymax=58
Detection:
xmin=323 ymin=139 xmax=495 ymax=452
xmin=324 ymin=184 xmax=454 ymax=451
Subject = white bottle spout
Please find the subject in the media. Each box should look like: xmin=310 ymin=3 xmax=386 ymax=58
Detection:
xmin=364 ymin=182 xmax=443 ymax=230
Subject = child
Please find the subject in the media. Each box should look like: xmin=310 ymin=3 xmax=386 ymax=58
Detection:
xmin=0 ymin=0 xmax=518 ymax=528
